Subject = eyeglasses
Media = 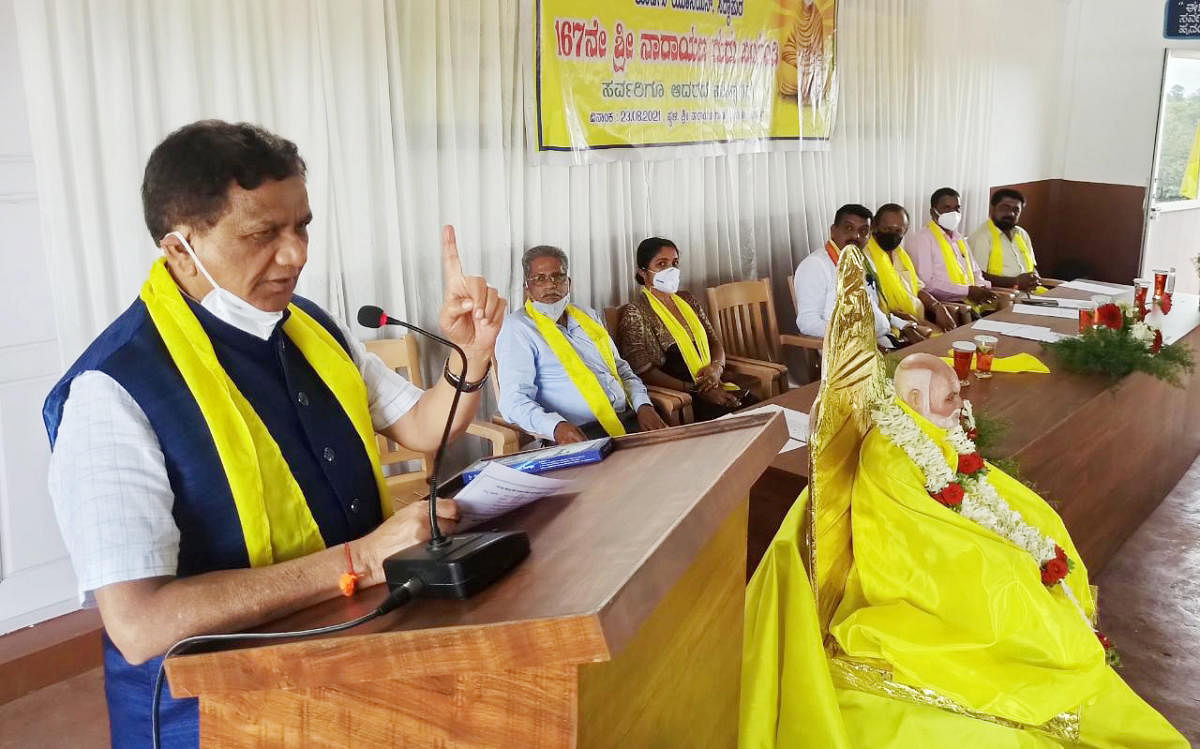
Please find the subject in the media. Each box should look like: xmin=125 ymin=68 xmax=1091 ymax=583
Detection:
xmin=527 ymin=272 xmax=569 ymax=286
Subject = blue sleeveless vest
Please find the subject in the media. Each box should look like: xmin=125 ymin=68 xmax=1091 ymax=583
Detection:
xmin=44 ymin=295 xmax=385 ymax=748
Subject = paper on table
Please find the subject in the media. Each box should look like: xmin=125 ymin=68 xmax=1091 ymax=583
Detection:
xmin=1045 ymin=297 xmax=1093 ymax=310
xmin=453 ymin=460 xmax=575 ymax=530
xmin=971 ymin=318 xmax=1069 ymax=343
xmin=1012 ymin=303 xmax=1077 ymax=319
xmin=720 ymin=403 xmax=810 ymax=452
xmin=1059 ymin=279 xmax=1134 ymax=295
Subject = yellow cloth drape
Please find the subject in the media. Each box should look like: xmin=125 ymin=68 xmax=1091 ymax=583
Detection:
xmin=741 ymin=430 xmax=1187 ymax=747
xmin=1182 ymin=121 xmax=1200 ymax=200
xmin=865 ymin=237 xmax=923 ymax=319
xmin=639 ymin=287 xmax=738 ymax=391
xmin=524 ymin=300 xmax=626 ymax=437
xmin=938 ymin=352 xmax=1052 ymax=375
xmin=929 ymin=220 xmax=978 ymax=286
xmin=140 ymin=258 xmax=390 ymax=568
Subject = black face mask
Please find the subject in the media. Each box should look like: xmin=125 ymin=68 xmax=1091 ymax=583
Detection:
xmin=874 ymin=232 xmax=903 ymax=252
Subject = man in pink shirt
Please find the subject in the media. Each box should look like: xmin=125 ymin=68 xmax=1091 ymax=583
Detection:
xmin=908 ymin=187 xmax=1013 ymax=313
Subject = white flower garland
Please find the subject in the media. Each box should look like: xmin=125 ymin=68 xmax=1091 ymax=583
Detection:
xmin=870 ymin=398 xmax=1057 ymax=564
xmin=870 ymin=396 xmax=1098 ymax=634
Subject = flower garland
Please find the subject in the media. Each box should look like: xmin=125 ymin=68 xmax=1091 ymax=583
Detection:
xmin=870 ymin=397 xmax=1120 ymax=666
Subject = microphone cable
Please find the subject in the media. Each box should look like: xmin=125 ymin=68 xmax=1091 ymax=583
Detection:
xmin=150 ymin=577 xmax=423 ymax=749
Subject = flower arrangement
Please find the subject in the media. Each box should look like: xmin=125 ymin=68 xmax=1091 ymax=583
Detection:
xmin=1044 ymin=300 xmax=1193 ymax=387
xmin=870 ymin=396 xmax=1120 ymax=666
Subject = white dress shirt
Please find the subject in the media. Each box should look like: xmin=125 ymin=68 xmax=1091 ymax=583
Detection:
xmin=48 ymin=306 xmax=422 ymax=605
xmin=792 ymin=249 xmax=896 ymax=344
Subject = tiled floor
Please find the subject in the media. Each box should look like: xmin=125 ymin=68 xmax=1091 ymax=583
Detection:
xmin=3 ymin=459 xmax=1199 ymax=747
xmin=0 ymin=667 xmax=107 ymax=749
xmin=1095 ymin=457 xmax=1200 ymax=744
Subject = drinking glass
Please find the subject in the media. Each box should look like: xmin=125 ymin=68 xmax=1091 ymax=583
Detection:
xmin=1153 ymin=269 xmax=1169 ymax=300
xmin=951 ymin=341 xmax=976 ymax=386
xmin=1078 ymin=301 xmax=1097 ymax=333
xmin=973 ymin=335 xmax=997 ymax=379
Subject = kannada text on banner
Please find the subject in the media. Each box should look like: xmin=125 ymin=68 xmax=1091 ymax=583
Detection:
xmin=534 ymin=0 xmax=838 ymax=157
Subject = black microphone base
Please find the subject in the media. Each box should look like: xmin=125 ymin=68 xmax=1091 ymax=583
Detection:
xmin=383 ymin=531 xmax=530 ymax=599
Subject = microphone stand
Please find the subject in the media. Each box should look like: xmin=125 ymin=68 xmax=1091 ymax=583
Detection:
xmin=358 ymin=305 xmax=529 ymax=598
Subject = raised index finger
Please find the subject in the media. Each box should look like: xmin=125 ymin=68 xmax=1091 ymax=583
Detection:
xmin=442 ymin=225 xmax=465 ymax=282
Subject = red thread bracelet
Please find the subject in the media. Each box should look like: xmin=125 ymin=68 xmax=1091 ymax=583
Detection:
xmin=338 ymin=542 xmax=360 ymax=596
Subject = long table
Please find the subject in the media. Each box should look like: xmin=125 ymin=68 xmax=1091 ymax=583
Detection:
xmin=746 ymin=283 xmax=1200 ymax=578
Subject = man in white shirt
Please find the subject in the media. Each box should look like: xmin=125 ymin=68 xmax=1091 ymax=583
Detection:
xmin=793 ymin=204 xmax=916 ymax=347
xmin=496 ymin=245 xmax=665 ymax=443
xmin=967 ymin=188 xmax=1059 ymax=292
xmin=42 ymin=120 xmax=506 ymax=748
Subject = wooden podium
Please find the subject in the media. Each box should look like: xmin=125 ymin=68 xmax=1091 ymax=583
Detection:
xmin=165 ymin=413 xmax=787 ymax=748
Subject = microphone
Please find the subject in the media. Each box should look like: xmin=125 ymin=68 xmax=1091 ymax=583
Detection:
xmin=357 ymin=305 xmax=529 ymax=599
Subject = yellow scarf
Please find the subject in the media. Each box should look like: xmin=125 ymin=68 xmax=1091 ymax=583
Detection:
xmin=865 ymin=237 xmax=923 ymax=319
xmin=928 ymin=220 xmax=976 ymax=286
xmin=524 ymin=300 xmax=627 ymax=437
xmin=986 ymin=220 xmax=1037 ymax=275
xmin=986 ymin=222 xmax=1047 ymax=294
xmin=640 ymin=287 xmax=739 ymax=391
xmin=140 ymin=258 xmax=389 ymax=568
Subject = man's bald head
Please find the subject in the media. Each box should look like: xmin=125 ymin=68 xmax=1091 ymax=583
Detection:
xmin=894 ymin=353 xmax=962 ymax=428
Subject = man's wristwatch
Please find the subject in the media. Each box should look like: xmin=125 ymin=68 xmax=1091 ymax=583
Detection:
xmin=443 ymin=358 xmax=491 ymax=393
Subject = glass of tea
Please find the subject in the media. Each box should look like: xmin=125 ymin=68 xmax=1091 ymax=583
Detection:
xmin=1078 ymin=301 xmax=1097 ymax=333
xmin=951 ymin=340 xmax=976 ymax=386
xmin=973 ymin=335 xmax=998 ymax=379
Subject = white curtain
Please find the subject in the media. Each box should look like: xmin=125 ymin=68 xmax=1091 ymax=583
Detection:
xmin=16 ymin=0 xmax=1005 ymax=373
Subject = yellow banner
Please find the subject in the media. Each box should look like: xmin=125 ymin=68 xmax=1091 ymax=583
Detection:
xmin=535 ymin=0 xmax=838 ymax=156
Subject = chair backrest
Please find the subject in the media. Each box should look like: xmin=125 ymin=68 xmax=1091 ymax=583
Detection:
xmin=787 ymin=275 xmax=797 ymax=316
xmin=603 ymin=305 xmax=622 ymax=336
xmin=364 ymin=338 xmax=429 ymax=472
xmin=706 ymin=278 xmax=783 ymax=363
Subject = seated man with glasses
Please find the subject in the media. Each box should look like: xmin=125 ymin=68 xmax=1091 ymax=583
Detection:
xmin=495 ymin=245 xmax=668 ymax=444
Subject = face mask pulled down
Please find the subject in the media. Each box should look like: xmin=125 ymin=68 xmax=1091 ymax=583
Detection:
xmin=166 ymin=231 xmax=283 ymax=340
xmin=531 ymin=293 xmax=571 ymax=321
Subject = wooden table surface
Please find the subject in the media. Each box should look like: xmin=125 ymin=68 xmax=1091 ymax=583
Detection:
xmin=167 ymin=413 xmax=787 ymax=696
xmin=746 ymin=284 xmax=1200 ymax=577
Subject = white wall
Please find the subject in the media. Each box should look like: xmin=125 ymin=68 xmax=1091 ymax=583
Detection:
xmin=1058 ymin=0 xmax=1200 ymax=187
xmin=987 ymin=0 xmax=1069 ymax=185
xmin=0 ymin=0 xmax=78 ymax=634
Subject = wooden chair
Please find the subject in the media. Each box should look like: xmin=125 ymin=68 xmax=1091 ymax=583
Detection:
xmin=365 ymin=338 xmax=519 ymax=509
xmin=784 ymin=274 xmax=825 ymax=380
xmin=705 ymin=278 xmax=799 ymax=398
xmin=603 ymin=306 xmax=694 ymax=426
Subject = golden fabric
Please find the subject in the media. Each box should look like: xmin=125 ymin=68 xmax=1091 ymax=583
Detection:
xmin=740 ymin=246 xmax=1186 ymax=748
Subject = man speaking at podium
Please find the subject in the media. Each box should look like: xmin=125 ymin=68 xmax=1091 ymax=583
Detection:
xmin=41 ymin=120 xmax=506 ymax=747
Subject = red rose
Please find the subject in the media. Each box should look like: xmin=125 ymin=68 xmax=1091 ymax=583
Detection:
xmin=967 ymin=428 xmax=979 ymax=441
xmin=1152 ymin=329 xmax=1163 ymax=354
xmin=1041 ymin=558 xmax=1069 ymax=585
xmin=933 ymin=483 xmax=965 ymax=507
xmin=957 ymin=452 xmax=985 ymax=475
xmin=1096 ymin=631 xmax=1112 ymax=649
xmin=1095 ymin=303 xmax=1123 ymax=330
xmin=1055 ymin=545 xmax=1067 ymax=562
xmin=1160 ymin=293 xmax=1173 ymax=315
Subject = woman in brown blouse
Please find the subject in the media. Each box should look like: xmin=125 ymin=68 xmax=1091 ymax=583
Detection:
xmin=615 ymin=237 xmax=757 ymax=421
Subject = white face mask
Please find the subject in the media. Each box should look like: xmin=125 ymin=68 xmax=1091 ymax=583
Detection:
xmin=166 ymin=231 xmax=284 ymax=340
xmin=531 ymin=293 xmax=571 ymax=321
xmin=651 ymin=266 xmax=681 ymax=295
xmin=936 ymin=210 xmax=962 ymax=232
